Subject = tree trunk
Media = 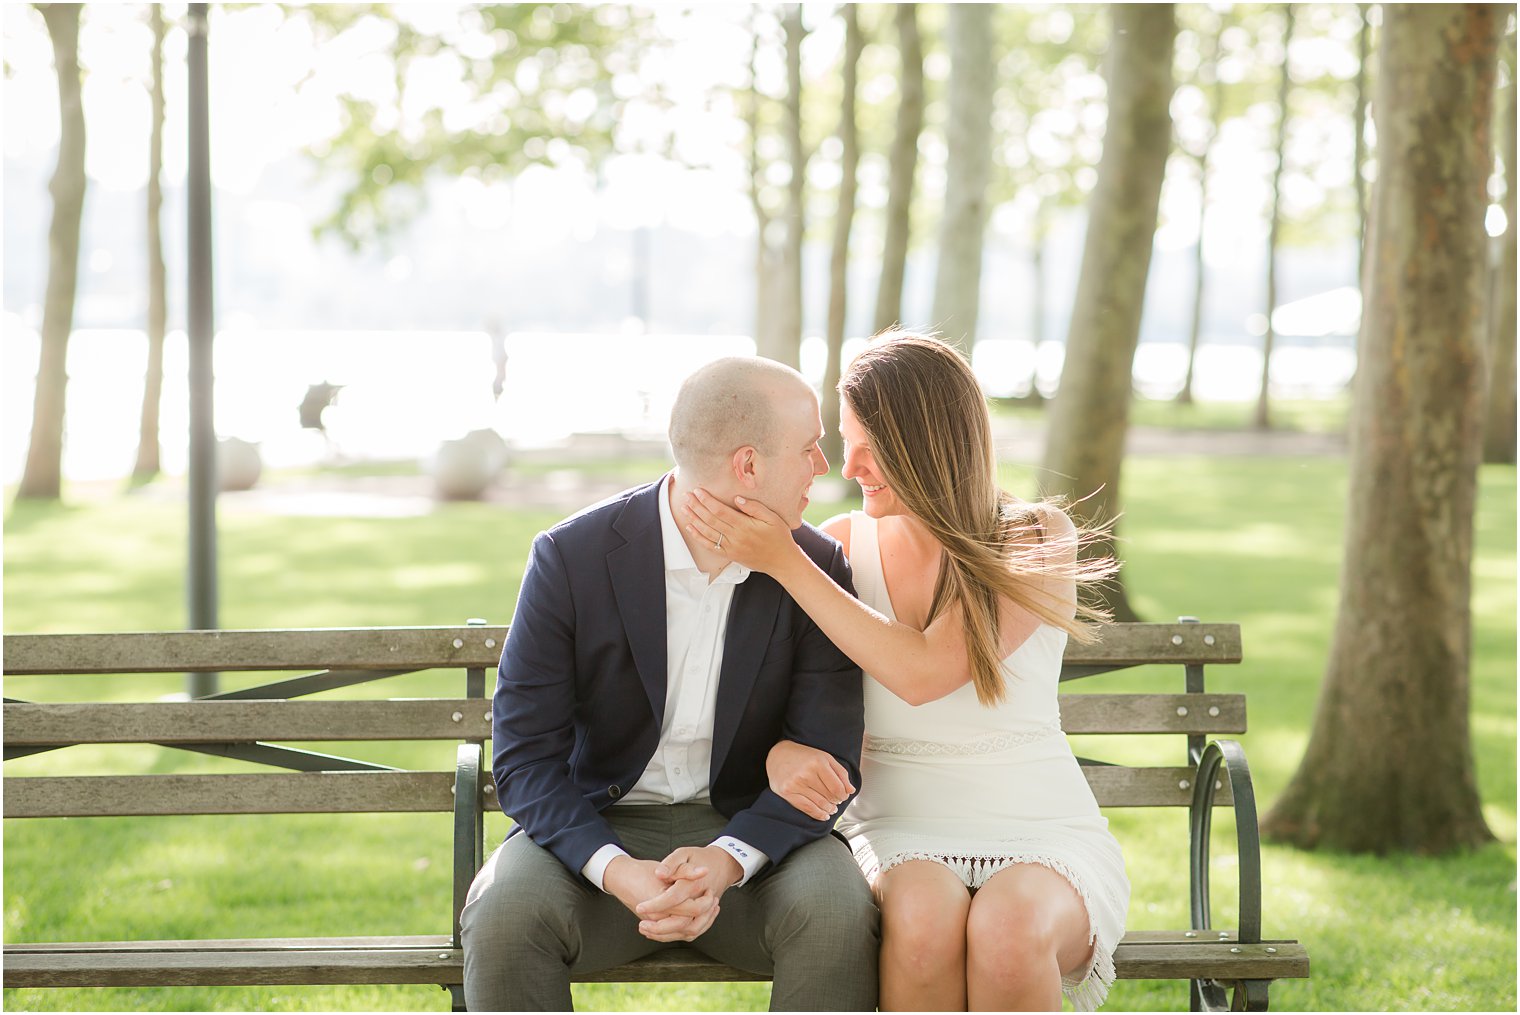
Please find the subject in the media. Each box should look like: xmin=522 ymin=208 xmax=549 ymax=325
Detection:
xmin=1262 ymin=3 xmax=1502 ymax=855
xmin=1039 ymin=4 xmax=1176 ymax=623
xmin=133 ymin=4 xmax=167 ymax=484
xmin=930 ymin=4 xmax=996 ymax=355
xmin=873 ymin=3 xmax=923 ymax=334
xmin=773 ymin=3 xmax=807 ymax=370
xmin=1021 ymin=201 xmax=1048 ymax=404
xmin=18 ymin=3 xmax=88 ymax=502
xmin=1178 ymin=15 xmax=1225 ymax=407
xmin=1483 ymin=31 xmax=1516 ymax=465
xmin=1255 ymin=4 xmax=1296 ymax=431
xmin=823 ymin=6 xmax=863 ymax=470
xmin=747 ymin=14 xmax=780 ymax=361
xmin=1353 ymin=3 xmax=1372 ymax=267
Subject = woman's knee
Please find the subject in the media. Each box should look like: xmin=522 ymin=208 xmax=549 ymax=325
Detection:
xmin=878 ymin=864 xmax=971 ymax=973
xmin=965 ymin=869 xmax=1091 ymax=982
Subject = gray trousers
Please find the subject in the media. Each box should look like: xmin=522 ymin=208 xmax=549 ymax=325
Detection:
xmin=460 ymin=804 xmax=879 ymax=1011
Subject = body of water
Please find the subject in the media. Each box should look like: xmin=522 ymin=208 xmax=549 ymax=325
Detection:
xmin=3 ymin=321 xmax=1354 ymax=484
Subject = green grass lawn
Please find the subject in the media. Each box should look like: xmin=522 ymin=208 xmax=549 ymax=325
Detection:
xmin=3 ymin=454 xmax=1514 ymax=1011
xmin=992 ymin=395 xmax=1353 ymax=434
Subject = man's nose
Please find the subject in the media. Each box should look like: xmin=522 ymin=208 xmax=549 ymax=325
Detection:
xmin=812 ymin=445 xmax=828 ymax=476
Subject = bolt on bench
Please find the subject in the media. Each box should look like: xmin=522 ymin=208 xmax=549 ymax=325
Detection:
xmin=4 ymin=618 xmax=1307 ymax=1011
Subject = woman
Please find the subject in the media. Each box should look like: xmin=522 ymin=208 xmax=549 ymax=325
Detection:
xmin=682 ymin=332 xmax=1129 ymax=1011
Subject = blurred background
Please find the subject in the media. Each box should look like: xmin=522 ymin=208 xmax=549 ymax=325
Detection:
xmin=3 ymin=4 xmax=1515 ymax=1012
xmin=4 ymin=3 xmax=1409 ymax=488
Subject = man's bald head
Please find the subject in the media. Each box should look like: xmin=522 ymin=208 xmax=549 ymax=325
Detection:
xmin=669 ymin=357 xmax=814 ymax=481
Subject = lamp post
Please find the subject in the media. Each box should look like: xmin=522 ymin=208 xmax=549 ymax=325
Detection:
xmin=186 ymin=2 xmax=218 ymax=697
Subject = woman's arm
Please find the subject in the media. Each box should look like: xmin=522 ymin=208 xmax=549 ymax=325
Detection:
xmin=685 ymin=490 xmax=997 ymax=705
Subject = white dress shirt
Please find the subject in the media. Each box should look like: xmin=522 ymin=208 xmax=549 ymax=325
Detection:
xmin=581 ymin=475 xmax=770 ymax=891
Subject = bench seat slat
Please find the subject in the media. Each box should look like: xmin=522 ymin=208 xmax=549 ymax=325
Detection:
xmin=3 ymin=772 xmax=458 ymax=818
xmin=4 ymin=935 xmax=453 ymax=953
xmin=1113 ymin=941 xmax=1310 ymax=980
xmin=2 ymin=943 xmax=465 ymax=988
xmin=3 ymin=935 xmax=1307 ymax=989
xmin=5 ymin=700 xmax=492 ymax=746
xmin=1060 ymin=694 xmax=1245 ymax=734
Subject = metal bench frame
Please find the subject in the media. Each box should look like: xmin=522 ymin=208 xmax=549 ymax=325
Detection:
xmin=3 ymin=618 xmax=1308 ymax=1011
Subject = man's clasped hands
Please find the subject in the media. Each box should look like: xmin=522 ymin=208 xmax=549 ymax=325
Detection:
xmin=603 ymin=845 xmax=744 ymax=943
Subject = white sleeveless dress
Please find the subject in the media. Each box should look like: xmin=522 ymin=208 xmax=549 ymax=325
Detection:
xmin=835 ymin=512 xmax=1130 ymax=1011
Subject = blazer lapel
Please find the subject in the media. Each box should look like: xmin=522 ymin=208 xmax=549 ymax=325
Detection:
xmin=609 ymin=482 xmax=668 ymax=720
xmin=709 ymin=572 xmax=782 ymax=780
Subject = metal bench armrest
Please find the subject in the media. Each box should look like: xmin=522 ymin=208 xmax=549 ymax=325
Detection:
xmin=452 ymin=743 xmax=485 ymax=948
xmin=1189 ymin=739 xmax=1263 ymax=944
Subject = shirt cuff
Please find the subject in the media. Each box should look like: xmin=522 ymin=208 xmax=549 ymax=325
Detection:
xmin=711 ymin=836 xmax=769 ymax=887
xmin=582 ymin=843 xmax=630 ymax=893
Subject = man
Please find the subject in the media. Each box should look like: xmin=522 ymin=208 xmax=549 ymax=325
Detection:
xmin=462 ymin=357 xmax=879 ymax=1011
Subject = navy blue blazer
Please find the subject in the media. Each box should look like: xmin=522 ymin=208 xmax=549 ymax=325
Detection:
xmin=492 ymin=477 xmax=866 ymax=879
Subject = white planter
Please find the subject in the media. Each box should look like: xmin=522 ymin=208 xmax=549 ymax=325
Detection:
xmin=217 ymin=437 xmax=262 ymax=492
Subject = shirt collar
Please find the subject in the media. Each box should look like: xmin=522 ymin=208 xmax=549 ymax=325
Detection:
xmin=658 ymin=473 xmax=751 ymax=585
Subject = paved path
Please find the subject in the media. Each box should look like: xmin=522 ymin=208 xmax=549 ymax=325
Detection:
xmin=205 ymin=423 xmax=1345 ymax=518
xmin=991 ymin=418 xmax=1347 ymax=461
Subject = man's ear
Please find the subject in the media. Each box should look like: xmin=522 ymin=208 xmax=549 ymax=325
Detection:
xmin=729 ymin=446 xmax=761 ymax=490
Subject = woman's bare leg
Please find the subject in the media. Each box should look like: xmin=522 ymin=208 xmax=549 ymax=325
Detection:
xmin=875 ymin=860 xmax=973 ymax=1011
xmin=964 ymin=863 xmax=1094 ymax=1012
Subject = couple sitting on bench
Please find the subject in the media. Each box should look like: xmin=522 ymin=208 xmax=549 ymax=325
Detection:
xmin=462 ymin=332 xmax=1130 ymax=1012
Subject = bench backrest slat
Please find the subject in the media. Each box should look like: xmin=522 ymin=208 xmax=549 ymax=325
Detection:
xmin=4 ymin=695 xmax=1241 ymax=746
xmin=6 ymin=766 xmax=1216 ymax=817
xmin=0 ymin=622 xmax=1239 ymax=676
xmin=1087 ymin=766 xmax=1232 ymax=807
xmin=3 ymin=623 xmax=1245 ymax=818
xmin=1 ymin=627 xmax=505 ymax=675
xmin=4 ymin=772 xmax=458 ymax=818
xmin=1059 ymin=694 xmax=1245 ymax=735
xmin=1064 ymin=622 xmax=1241 ymax=666
xmin=4 ymin=700 xmax=493 ymax=746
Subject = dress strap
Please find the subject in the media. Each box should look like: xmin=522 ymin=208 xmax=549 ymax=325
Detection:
xmin=847 ymin=510 xmax=888 ymax=614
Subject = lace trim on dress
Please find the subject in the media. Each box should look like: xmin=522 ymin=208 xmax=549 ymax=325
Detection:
xmin=864 ymin=722 xmax=1062 ymax=757
xmin=861 ymin=846 xmax=1121 ymax=1013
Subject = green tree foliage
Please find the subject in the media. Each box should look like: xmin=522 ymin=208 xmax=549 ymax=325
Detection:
xmin=989 ymin=5 xmax=1107 ymax=392
xmin=293 ymin=4 xmax=660 ymax=248
xmin=989 ymin=6 xmax=1107 ymax=223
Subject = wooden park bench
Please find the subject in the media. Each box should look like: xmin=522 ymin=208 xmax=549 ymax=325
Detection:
xmin=4 ymin=618 xmax=1307 ymax=1011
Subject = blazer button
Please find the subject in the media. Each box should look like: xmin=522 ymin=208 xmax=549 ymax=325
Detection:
xmin=608 ymin=785 xmax=621 ymax=799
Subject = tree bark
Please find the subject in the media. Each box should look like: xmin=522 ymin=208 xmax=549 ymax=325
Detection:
xmin=1039 ymin=4 xmax=1176 ymax=623
xmin=872 ymin=3 xmax=923 ymax=334
xmin=1262 ymin=3 xmax=1502 ymax=855
xmin=1255 ymin=4 xmax=1296 ymax=431
xmin=1178 ymin=15 xmax=1225 ymax=407
xmin=1020 ymin=200 xmax=1049 ymax=404
xmin=18 ymin=3 xmax=88 ymax=502
xmin=1483 ymin=31 xmax=1516 ymax=465
xmin=823 ymin=6 xmax=863 ymax=470
xmin=748 ymin=17 xmax=781 ymax=361
xmin=133 ymin=4 xmax=167 ymax=484
xmin=930 ymin=4 xmax=996 ymax=355
xmin=773 ymin=3 xmax=807 ymax=370
xmin=1352 ymin=3 xmax=1372 ymax=267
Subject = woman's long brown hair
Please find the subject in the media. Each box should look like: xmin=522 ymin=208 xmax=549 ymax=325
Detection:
xmin=840 ymin=332 xmax=1118 ymax=707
